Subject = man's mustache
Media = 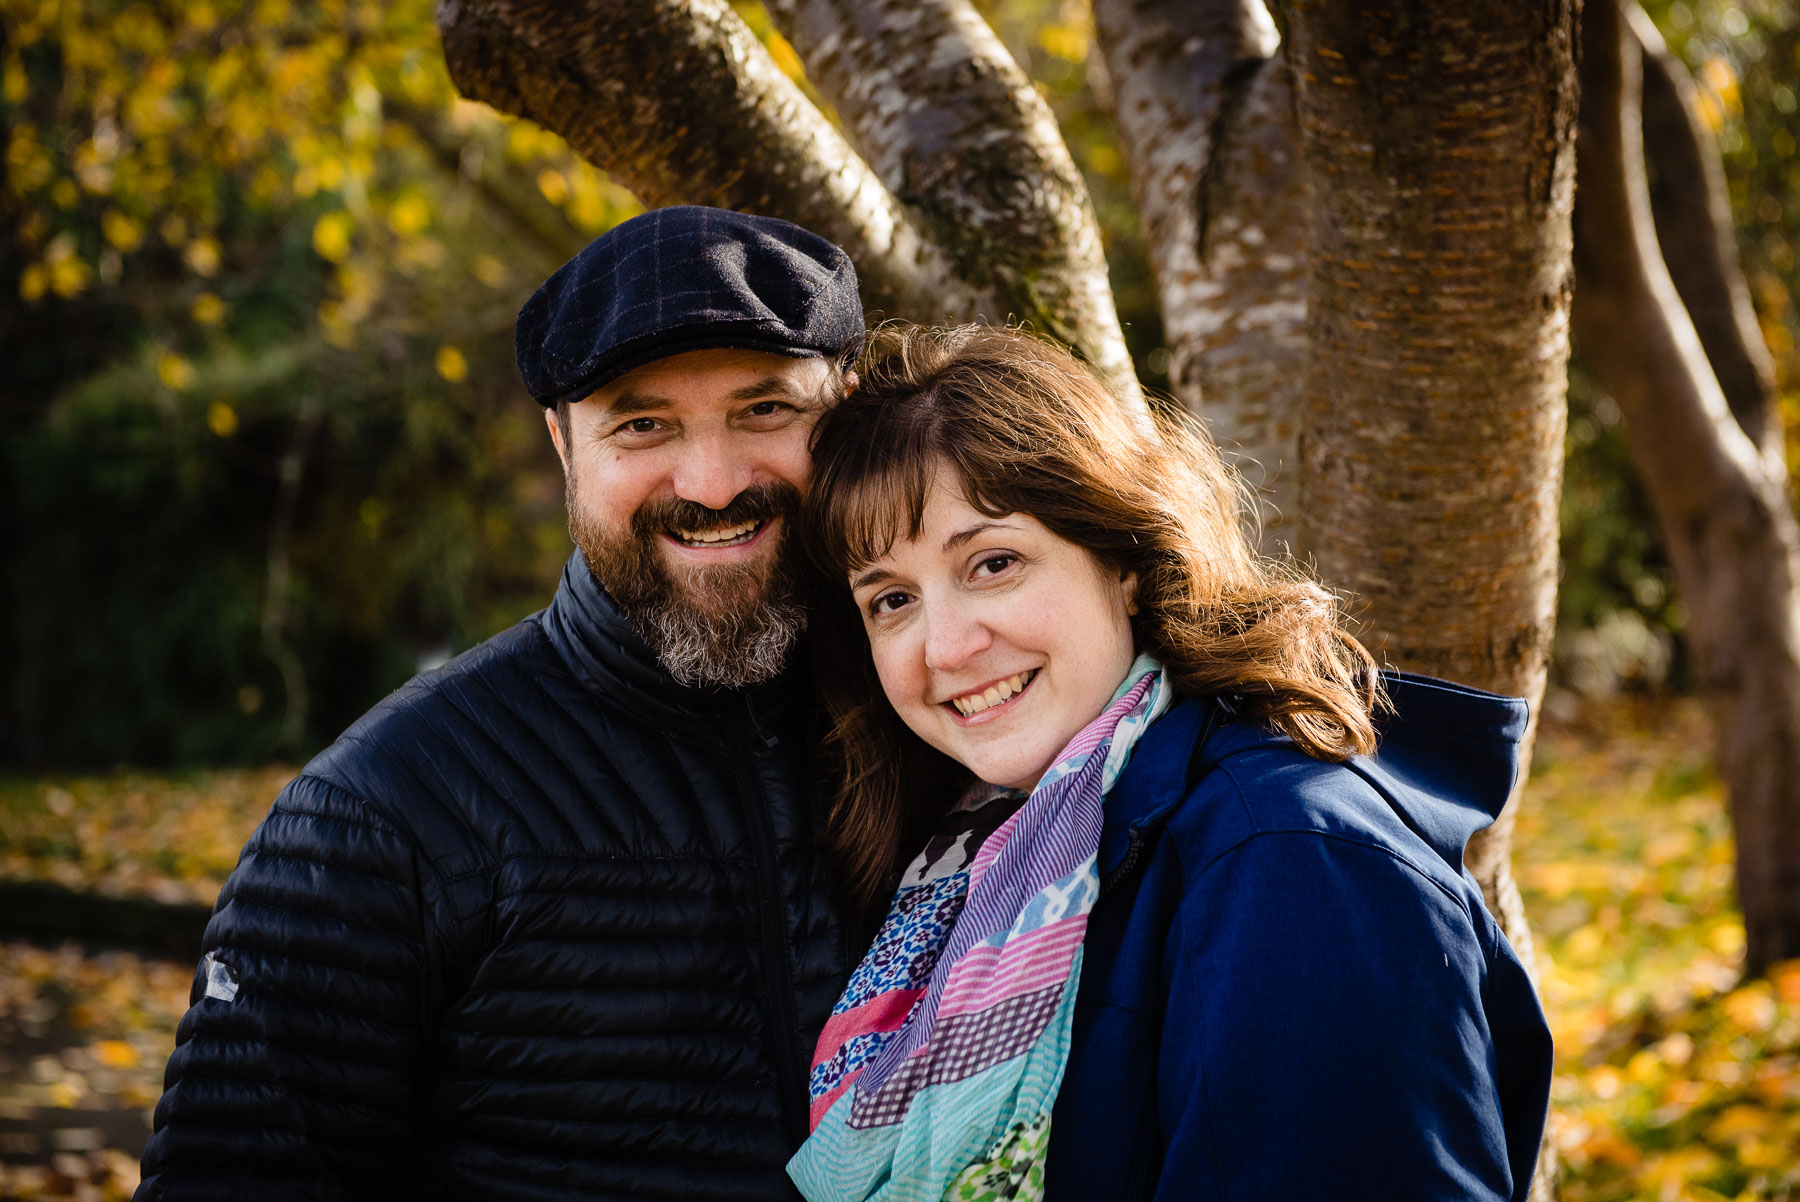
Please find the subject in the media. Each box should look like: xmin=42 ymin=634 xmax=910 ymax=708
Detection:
xmin=631 ymin=481 xmax=803 ymax=540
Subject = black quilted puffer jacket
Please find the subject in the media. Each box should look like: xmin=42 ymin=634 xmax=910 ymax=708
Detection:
xmin=136 ymin=555 xmax=850 ymax=1201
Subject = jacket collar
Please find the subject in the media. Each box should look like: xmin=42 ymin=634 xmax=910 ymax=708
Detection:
xmin=539 ymin=551 xmax=807 ymax=733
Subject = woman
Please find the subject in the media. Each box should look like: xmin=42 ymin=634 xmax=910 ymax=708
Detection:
xmin=789 ymin=325 xmax=1552 ymax=1202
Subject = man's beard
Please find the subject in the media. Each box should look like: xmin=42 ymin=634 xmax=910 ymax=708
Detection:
xmin=568 ymin=477 xmax=810 ymax=688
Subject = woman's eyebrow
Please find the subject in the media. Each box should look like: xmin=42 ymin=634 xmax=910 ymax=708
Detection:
xmin=942 ymin=521 xmax=1013 ymax=552
xmin=850 ymin=566 xmax=895 ymax=591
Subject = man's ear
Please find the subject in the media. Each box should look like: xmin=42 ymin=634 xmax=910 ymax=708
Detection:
xmin=545 ymin=406 xmax=570 ymax=475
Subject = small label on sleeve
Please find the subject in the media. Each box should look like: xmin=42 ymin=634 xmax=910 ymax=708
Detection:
xmin=202 ymin=951 xmax=239 ymax=1003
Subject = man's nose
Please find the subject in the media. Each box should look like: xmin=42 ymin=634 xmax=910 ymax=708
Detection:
xmin=923 ymin=600 xmax=992 ymax=674
xmin=670 ymin=432 xmax=755 ymax=512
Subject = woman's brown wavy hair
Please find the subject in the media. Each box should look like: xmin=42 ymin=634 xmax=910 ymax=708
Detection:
xmin=801 ymin=323 xmax=1381 ymax=915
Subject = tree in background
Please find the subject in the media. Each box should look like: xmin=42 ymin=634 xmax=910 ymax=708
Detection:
xmin=441 ymin=3 xmax=1578 ymax=1193
xmin=1574 ymin=0 xmax=1800 ymax=976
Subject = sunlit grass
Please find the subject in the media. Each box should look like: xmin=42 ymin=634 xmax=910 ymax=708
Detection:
xmin=1523 ymin=697 xmax=1800 ymax=1202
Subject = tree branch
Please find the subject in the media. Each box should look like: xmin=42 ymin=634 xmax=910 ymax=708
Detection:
xmin=437 ymin=0 xmax=982 ymax=324
xmin=1090 ymin=0 xmax=1278 ymax=403
xmin=1090 ymin=1 xmax=1306 ymax=552
xmin=1631 ymin=9 xmax=1782 ymax=461
xmin=763 ymin=0 xmax=1143 ymax=410
xmin=1573 ymin=0 xmax=1768 ymax=524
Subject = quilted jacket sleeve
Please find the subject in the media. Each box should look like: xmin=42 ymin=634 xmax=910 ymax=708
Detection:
xmin=135 ymin=773 xmax=432 ymax=1202
xmin=1154 ymin=830 xmax=1528 ymax=1202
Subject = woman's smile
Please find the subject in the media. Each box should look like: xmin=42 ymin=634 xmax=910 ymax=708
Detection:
xmin=942 ymin=667 xmax=1039 ymax=721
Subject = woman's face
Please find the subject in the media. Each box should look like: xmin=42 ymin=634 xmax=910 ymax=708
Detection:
xmin=848 ymin=471 xmax=1138 ymax=793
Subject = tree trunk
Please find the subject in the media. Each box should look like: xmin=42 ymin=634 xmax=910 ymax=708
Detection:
xmin=1573 ymin=0 xmax=1800 ymax=976
xmin=1286 ymin=4 xmax=1581 ymax=1190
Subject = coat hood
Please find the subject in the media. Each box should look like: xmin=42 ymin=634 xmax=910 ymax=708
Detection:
xmin=1344 ymin=671 xmax=1531 ymax=873
xmin=1101 ymin=671 xmax=1530 ymax=878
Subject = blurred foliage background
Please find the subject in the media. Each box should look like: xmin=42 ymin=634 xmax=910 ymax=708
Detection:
xmin=5 ymin=0 xmax=1796 ymax=769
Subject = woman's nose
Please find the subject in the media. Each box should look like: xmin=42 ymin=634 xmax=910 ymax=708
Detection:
xmin=923 ymin=602 xmax=992 ymax=673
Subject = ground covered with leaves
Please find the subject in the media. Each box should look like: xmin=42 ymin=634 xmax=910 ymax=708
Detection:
xmin=1 ymin=702 xmax=1797 ymax=1199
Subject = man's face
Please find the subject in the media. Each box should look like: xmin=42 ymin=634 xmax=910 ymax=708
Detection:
xmin=546 ymin=347 xmax=836 ymax=687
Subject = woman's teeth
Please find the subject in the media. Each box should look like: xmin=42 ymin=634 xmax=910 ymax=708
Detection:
xmin=672 ymin=519 xmax=761 ymax=547
xmin=950 ymin=669 xmax=1038 ymax=717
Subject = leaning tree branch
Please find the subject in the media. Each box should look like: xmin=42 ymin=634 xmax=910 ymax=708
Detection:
xmin=437 ymin=0 xmax=982 ymax=324
xmin=1574 ymin=0 xmax=1800 ymax=976
xmin=1091 ymin=0 xmax=1278 ymax=384
xmin=1631 ymin=8 xmax=1782 ymax=461
xmin=764 ymin=0 xmax=1142 ymax=410
xmin=1091 ymin=0 xmax=1308 ymax=553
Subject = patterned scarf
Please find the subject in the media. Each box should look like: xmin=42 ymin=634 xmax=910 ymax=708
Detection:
xmin=789 ymin=656 xmax=1171 ymax=1202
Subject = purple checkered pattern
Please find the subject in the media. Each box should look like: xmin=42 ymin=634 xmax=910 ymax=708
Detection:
xmin=846 ymin=982 xmax=1067 ymax=1130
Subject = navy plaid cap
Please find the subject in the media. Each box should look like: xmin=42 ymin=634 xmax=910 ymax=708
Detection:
xmin=515 ymin=206 xmax=864 ymax=407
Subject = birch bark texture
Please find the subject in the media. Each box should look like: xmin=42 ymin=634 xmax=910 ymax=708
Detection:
xmin=439 ymin=0 xmax=1143 ymax=410
xmin=1574 ymin=0 xmax=1800 ymax=976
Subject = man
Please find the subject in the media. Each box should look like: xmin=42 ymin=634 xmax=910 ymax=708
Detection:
xmin=136 ymin=207 xmax=859 ymax=1201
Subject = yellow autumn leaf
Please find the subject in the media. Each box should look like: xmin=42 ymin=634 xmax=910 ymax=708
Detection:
xmin=1038 ymin=23 xmax=1089 ymax=62
xmin=1705 ymin=1103 xmax=1770 ymax=1145
xmin=1721 ymin=984 xmax=1776 ymax=1033
xmin=156 ymin=352 xmax=195 ymax=390
xmin=102 ymin=209 xmax=144 ymax=252
xmin=536 ymin=168 xmax=568 ymax=205
xmin=192 ymin=292 xmax=226 ymax=324
xmin=19 ymin=262 xmax=49 ymax=302
xmin=312 ymin=211 xmax=353 ymax=262
xmin=50 ymin=254 xmax=92 ymax=297
xmin=207 ymin=401 xmax=239 ymax=437
xmin=184 ymin=236 xmax=222 ymax=277
xmin=471 ymin=254 xmax=508 ymax=288
xmin=766 ymin=32 xmax=804 ymax=81
xmin=91 ymin=1039 xmax=139 ymax=1069
xmin=386 ymin=191 xmax=431 ymax=235
xmin=435 ymin=345 xmax=468 ymax=383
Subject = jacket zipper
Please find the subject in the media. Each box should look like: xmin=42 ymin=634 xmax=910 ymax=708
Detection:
xmin=1101 ymin=825 xmax=1150 ymax=894
xmin=734 ymin=698 xmax=808 ymax=1149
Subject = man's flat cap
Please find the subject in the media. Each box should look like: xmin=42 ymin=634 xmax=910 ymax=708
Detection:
xmin=515 ymin=205 xmax=864 ymax=406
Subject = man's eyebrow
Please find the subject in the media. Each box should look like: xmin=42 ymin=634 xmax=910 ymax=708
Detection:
xmin=943 ymin=521 xmax=1014 ymax=553
xmin=849 ymin=566 xmax=895 ymax=592
xmin=594 ymin=390 xmax=673 ymax=420
xmin=729 ymin=376 xmax=815 ymax=403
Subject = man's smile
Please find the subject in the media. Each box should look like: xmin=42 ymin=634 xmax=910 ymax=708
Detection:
xmin=668 ymin=518 xmax=764 ymax=548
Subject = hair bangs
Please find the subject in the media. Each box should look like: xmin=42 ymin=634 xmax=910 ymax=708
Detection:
xmin=806 ymin=392 xmax=947 ymax=578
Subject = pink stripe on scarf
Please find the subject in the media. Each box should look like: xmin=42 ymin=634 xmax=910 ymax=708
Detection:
xmin=934 ymin=915 xmax=1088 ymax=1019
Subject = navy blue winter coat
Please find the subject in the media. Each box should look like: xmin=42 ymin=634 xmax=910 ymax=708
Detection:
xmin=1047 ymin=673 xmax=1553 ymax=1201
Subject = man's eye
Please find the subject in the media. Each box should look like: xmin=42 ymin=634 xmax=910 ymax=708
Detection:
xmin=748 ymin=400 xmax=788 ymax=417
xmin=616 ymin=417 xmax=661 ymax=436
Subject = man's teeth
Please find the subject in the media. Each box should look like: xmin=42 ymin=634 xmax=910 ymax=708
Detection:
xmin=951 ymin=670 xmax=1037 ymax=717
xmin=672 ymin=519 xmax=761 ymax=546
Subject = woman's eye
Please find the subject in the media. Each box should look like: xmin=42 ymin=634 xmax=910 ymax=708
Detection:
xmin=974 ymin=554 xmax=1016 ymax=577
xmin=869 ymin=591 xmax=911 ymax=616
xmin=748 ymin=400 xmax=787 ymax=417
